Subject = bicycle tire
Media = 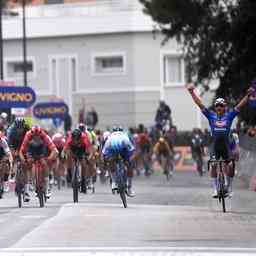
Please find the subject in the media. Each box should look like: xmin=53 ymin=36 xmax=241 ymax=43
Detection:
xmin=73 ymin=185 xmax=79 ymax=203
xmin=72 ymin=164 xmax=79 ymax=203
xmin=18 ymin=192 xmax=22 ymax=208
xmin=120 ymin=189 xmax=127 ymax=208
xmin=219 ymin=172 xmax=226 ymax=213
xmin=16 ymin=183 xmax=23 ymax=208
xmin=221 ymin=195 xmax=226 ymax=213
xmin=38 ymin=191 xmax=45 ymax=208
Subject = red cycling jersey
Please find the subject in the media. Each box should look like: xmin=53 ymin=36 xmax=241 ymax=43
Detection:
xmin=20 ymin=130 xmax=56 ymax=155
xmin=64 ymin=132 xmax=91 ymax=152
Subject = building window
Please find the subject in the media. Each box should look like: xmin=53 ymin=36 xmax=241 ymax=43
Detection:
xmin=92 ymin=53 xmax=126 ymax=75
xmin=163 ymin=55 xmax=183 ymax=85
xmin=6 ymin=60 xmax=34 ymax=78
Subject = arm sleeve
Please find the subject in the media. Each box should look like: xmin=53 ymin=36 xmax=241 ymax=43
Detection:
xmin=201 ymin=108 xmax=211 ymax=119
xmin=44 ymin=135 xmax=56 ymax=151
xmin=228 ymin=109 xmax=239 ymax=121
xmin=1 ymin=138 xmax=10 ymax=154
xmin=20 ymin=133 xmax=29 ymax=154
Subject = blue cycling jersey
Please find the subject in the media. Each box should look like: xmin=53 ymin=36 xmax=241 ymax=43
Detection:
xmin=102 ymin=132 xmax=135 ymax=161
xmin=202 ymin=108 xmax=239 ymax=138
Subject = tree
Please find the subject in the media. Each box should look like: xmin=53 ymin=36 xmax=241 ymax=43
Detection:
xmin=140 ymin=0 xmax=256 ymax=124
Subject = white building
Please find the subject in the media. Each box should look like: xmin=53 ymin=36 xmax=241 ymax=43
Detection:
xmin=2 ymin=0 xmax=202 ymax=130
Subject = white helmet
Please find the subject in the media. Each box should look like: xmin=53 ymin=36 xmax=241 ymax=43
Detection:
xmin=0 ymin=112 xmax=7 ymax=119
xmin=103 ymin=131 xmax=111 ymax=141
xmin=214 ymin=98 xmax=226 ymax=106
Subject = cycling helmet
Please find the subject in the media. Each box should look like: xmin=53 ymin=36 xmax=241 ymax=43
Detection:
xmin=78 ymin=123 xmax=86 ymax=133
xmin=214 ymin=98 xmax=226 ymax=106
xmin=31 ymin=125 xmax=42 ymax=135
xmin=103 ymin=131 xmax=111 ymax=141
xmin=159 ymin=137 xmax=165 ymax=143
xmin=14 ymin=117 xmax=26 ymax=129
xmin=112 ymin=126 xmax=118 ymax=132
xmin=118 ymin=126 xmax=124 ymax=132
xmin=0 ymin=112 xmax=7 ymax=120
xmin=71 ymin=128 xmax=82 ymax=140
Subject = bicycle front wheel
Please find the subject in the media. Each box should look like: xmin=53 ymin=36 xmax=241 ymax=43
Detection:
xmin=119 ymin=188 xmax=127 ymax=208
xmin=72 ymin=165 xmax=79 ymax=203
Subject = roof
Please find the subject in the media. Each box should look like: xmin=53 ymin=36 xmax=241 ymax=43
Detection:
xmin=3 ymin=0 xmax=156 ymax=40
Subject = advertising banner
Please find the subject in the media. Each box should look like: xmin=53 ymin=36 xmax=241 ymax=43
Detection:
xmin=0 ymin=86 xmax=36 ymax=108
xmin=33 ymin=102 xmax=69 ymax=120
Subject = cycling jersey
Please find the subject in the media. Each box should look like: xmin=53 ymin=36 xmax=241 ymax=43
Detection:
xmin=0 ymin=136 xmax=11 ymax=159
xmin=102 ymin=132 xmax=135 ymax=161
xmin=153 ymin=141 xmax=171 ymax=156
xmin=64 ymin=132 xmax=91 ymax=158
xmin=202 ymin=108 xmax=239 ymax=138
xmin=7 ymin=124 xmax=30 ymax=150
xmin=20 ymin=131 xmax=56 ymax=158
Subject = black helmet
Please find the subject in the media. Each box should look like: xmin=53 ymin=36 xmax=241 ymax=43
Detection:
xmin=112 ymin=126 xmax=118 ymax=132
xmin=118 ymin=126 xmax=123 ymax=132
xmin=78 ymin=123 xmax=86 ymax=133
xmin=72 ymin=128 xmax=82 ymax=140
xmin=14 ymin=117 xmax=25 ymax=129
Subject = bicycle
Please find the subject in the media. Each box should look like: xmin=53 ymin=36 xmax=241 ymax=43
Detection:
xmin=194 ymin=152 xmax=203 ymax=177
xmin=14 ymin=155 xmax=25 ymax=208
xmin=208 ymin=159 xmax=235 ymax=213
xmin=30 ymin=156 xmax=48 ymax=208
xmin=71 ymin=156 xmax=81 ymax=203
xmin=115 ymin=155 xmax=128 ymax=208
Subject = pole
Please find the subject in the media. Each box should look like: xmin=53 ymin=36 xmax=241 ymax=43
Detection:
xmin=22 ymin=0 xmax=27 ymax=87
xmin=0 ymin=0 xmax=4 ymax=80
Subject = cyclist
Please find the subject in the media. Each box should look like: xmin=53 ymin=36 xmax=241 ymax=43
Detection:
xmin=137 ymin=125 xmax=152 ymax=176
xmin=7 ymin=117 xmax=30 ymax=201
xmin=102 ymin=127 xmax=136 ymax=197
xmin=52 ymin=132 xmax=66 ymax=187
xmin=86 ymin=127 xmax=99 ymax=192
xmin=0 ymin=133 xmax=13 ymax=198
xmin=190 ymin=128 xmax=205 ymax=176
xmin=20 ymin=126 xmax=58 ymax=201
xmin=186 ymin=83 xmax=253 ymax=197
xmin=63 ymin=128 xmax=92 ymax=193
xmin=153 ymin=136 xmax=174 ymax=177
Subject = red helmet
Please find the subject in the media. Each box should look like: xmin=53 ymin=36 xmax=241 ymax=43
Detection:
xmin=31 ymin=126 xmax=43 ymax=135
xmin=52 ymin=133 xmax=65 ymax=148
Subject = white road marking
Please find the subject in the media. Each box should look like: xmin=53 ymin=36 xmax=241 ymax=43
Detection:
xmin=2 ymin=247 xmax=256 ymax=255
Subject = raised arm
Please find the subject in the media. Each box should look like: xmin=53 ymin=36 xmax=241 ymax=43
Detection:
xmin=235 ymin=87 xmax=254 ymax=111
xmin=186 ymin=84 xmax=205 ymax=110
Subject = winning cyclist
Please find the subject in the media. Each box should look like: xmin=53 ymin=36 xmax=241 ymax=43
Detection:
xmin=186 ymin=83 xmax=253 ymax=197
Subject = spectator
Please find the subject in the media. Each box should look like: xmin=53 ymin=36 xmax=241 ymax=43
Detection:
xmin=86 ymin=107 xmax=98 ymax=129
xmin=155 ymin=100 xmax=172 ymax=131
xmin=78 ymin=98 xmax=86 ymax=124
xmin=64 ymin=112 xmax=72 ymax=133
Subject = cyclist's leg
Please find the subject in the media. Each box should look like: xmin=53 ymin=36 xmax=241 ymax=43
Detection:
xmin=65 ymin=153 xmax=73 ymax=186
xmin=124 ymin=152 xmax=135 ymax=197
xmin=210 ymin=141 xmax=219 ymax=197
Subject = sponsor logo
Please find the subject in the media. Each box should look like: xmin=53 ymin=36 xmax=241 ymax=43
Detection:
xmin=33 ymin=102 xmax=69 ymax=120
xmin=0 ymin=86 xmax=36 ymax=108
xmin=215 ymin=120 xmax=227 ymax=127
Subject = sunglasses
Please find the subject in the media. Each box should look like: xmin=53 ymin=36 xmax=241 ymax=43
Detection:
xmin=215 ymin=104 xmax=225 ymax=108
